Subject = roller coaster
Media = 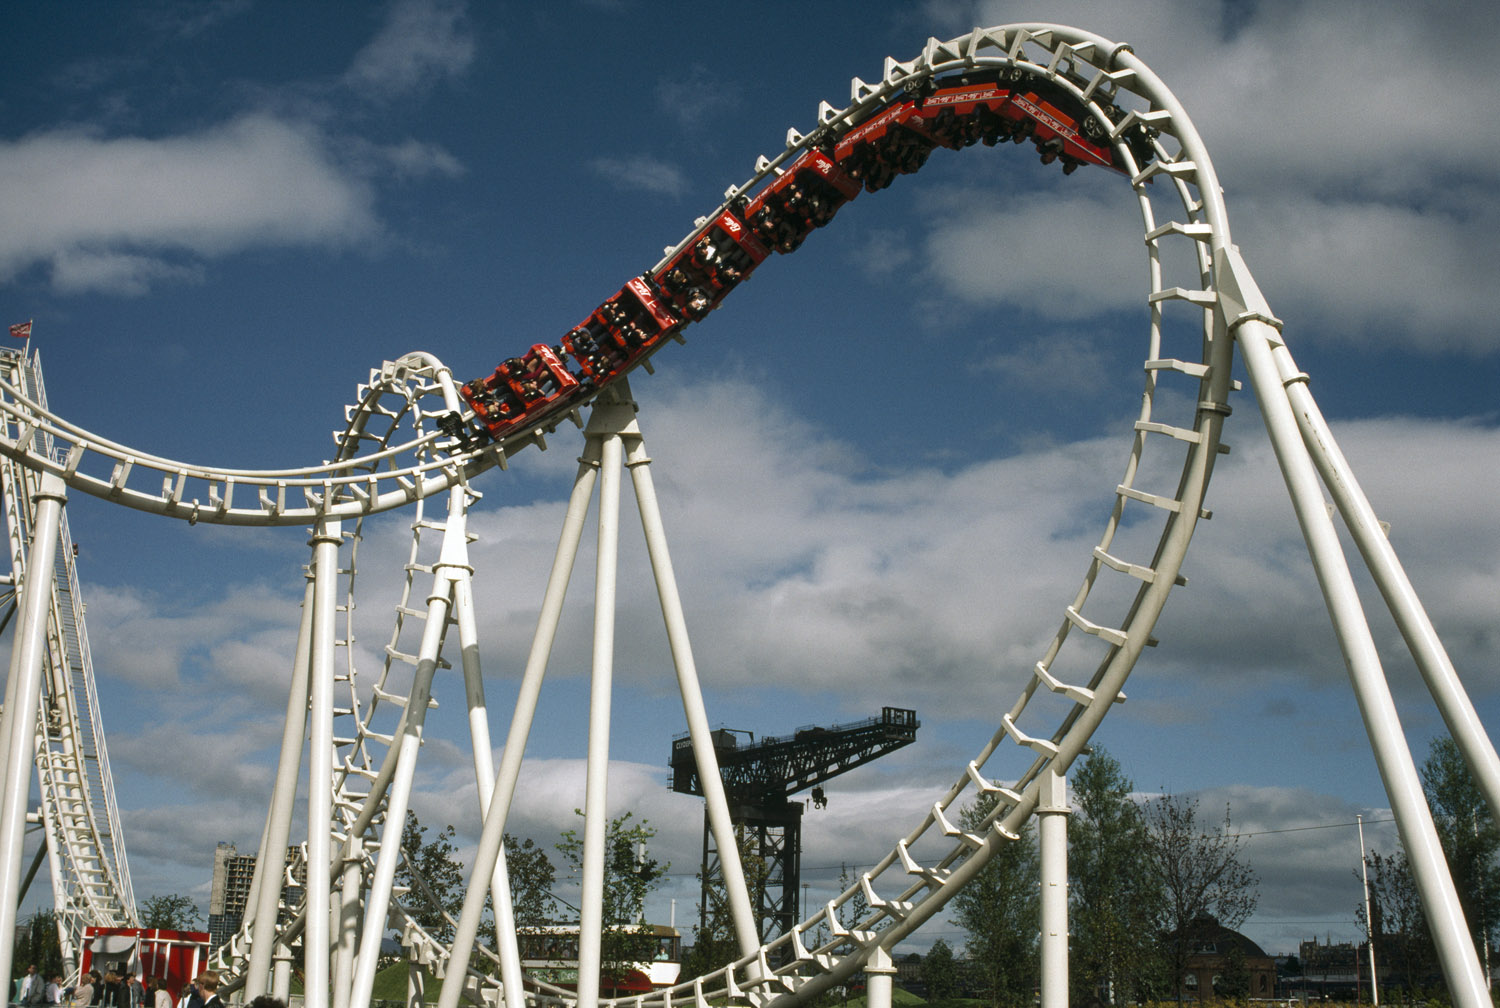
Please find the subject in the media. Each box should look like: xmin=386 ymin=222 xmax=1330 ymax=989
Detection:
xmin=1 ymin=21 xmax=1497 ymax=1008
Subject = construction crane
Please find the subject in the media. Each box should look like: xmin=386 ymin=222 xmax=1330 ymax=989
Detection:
xmin=668 ymin=707 xmax=919 ymax=948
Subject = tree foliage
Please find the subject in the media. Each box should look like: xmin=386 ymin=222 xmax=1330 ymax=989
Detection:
xmin=1358 ymin=847 xmax=1430 ymax=1006
xmin=923 ymin=937 xmax=961 ymax=1004
xmin=1068 ymin=748 xmax=1166 ymax=1005
xmin=556 ymin=811 xmax=668 ymax=984
xmin=395 ymin=809 xmax=467 ymax=944
xmin=10 ymin=911 xmax=64 ymax=985
xmin=686 ymin=826 xmax=771 ymax=979
xmin=951 ymin=793 xmax=1039 ymax=1008
xmin=503 ymin=833 xmax=557 ymax=931
xmin=1142 ymin=792 xmax=1258 ymax=1003
xmin=1421 ymin=735 xmax=1500 ymax=966
xmin=139 ymin=893 xmax=202 ymax=930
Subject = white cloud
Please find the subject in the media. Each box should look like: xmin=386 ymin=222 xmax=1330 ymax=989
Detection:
xmin=591 ymin=156 xmax=690 ymax=198
xmin=917 ymin=187 xmax=1140 ymax=318
xmin=944 ymin=0 xmax=1500 ymax=352
xmin=343 ymin=0 xmax=475 ymax=99
xmin=0 ymin=115 xmax=378 ymax=292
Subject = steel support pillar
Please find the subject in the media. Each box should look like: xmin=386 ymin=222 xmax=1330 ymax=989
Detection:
xmin=865 ymin=947 xmax=895 ymax=1008
xmin=1038 ymin=765 xmax=1069 ymax=1008
xmin=0 ymin=472 xmax=65 ymax=988
xmin=244 ymin=577 xmax=315 ymax=999
xmin=1218 ymin=243 xmax=1489 ymax=1008
xmin=576 ymin=425 xmax=624 ymax=1008
xmin=1229 ymin=302 xmax=1488 ymax=1008
xmin=438 ymin=433 xmax=606 ymax=1008
xmin=438 ymin=383 xmax=757 ymax=1008
xmin=304 ymin=519 xmax=343 ymax=1002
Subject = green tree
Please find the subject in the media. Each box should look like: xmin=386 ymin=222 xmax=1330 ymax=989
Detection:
xmin=1068 ymin=748 xmax=1166 ymax=1006
xmin=951 ymin=793 xmax=1039 ymax=1008
xmin=139 ymin=893 xmax=203 ymax=930
xmin=923 ymin=937 xmax=960 ymax=1004
xmin=556 ymin=811 xmax=668 ymax=991
xmin=477 ymin=834 xmax=558 ymax=958
xmin=1214 ymin=943 xmax=1249 ymax=1001
xmin=685 ymin=827 xmax=770 ymax=979
xmin=1421 ymin=735 xmax=1500 ymax=971
xmin=11 ymin=910 xmax=63 ymax=987
xmin=1357 ymin=848 xmax=1429 ymax=1008
xmin=1142 ymin=793 xmax=1258 ymax=1004
xmin=504 ymin=833 xmax=557 ymax=931
xmin=395 ymin=809 xmax=467 ymax=944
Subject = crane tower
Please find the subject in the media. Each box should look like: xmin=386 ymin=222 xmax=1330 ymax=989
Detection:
xmin=669 ymin=707 xmax=919 ymax=946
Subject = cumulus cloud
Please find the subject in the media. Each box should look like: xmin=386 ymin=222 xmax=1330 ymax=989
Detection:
xmin=0 ymin=115 xmax=378 ymax=292
xmin=943 ymin=0 xmax=1500 ymax=352
xmin=343 ymin=0 xmax=475 ymax=99
xmin=591 ymin=155 xmax=690 ymax=198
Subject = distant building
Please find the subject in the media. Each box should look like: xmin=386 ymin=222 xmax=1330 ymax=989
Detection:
xmin=1173 ymin=914 xmax=1277 ymax=1000
xmin=1297 ymin=936 xmax=1388 ymax=999
xmin=207 ymin=842 xmax=304 ymax=951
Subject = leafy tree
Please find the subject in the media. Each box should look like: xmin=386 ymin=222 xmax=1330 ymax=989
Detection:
xmin=1142 ymin=792 xmax=1258 ymax=1004
xmin=1214 ymin=942 xmax=1249 ymax=1000
xmin=1068 ymin=748 xmax=1166 ymax=1006
xmin=504 ymin=833 xmax=557 ymax=931
xmin=395 ymin=809 xmax=467 ymax=944
xmin=1421 ymin=735 xmax=1500 ymax=970
xmin=476 ymin=833 xmax=558 ymax=959
xmin=685 ymin=827 xmax=771 ymax=978
xmin=1358 ymin=848 xmax=1430 ymax=1007
xmin=556 ymin=811 xmax=668 ymax=991
xmin=951 ymin=793 xmax=1039 ymax=1008
xmin=139 ymin=893 xmax=202 ymax=930
xmin=11 ymin=910 xmax=63 ymax=986
xmin=923 ymin=937 xmax=960 ymax=1004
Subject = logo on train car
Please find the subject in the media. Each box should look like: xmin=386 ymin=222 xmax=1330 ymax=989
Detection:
xmin=627 ymin=276 xmax=655 ymax=304
xmin=719 ymin=212 xmax=743 ymax=235
xmin=1012 ymin=94 xmax=1077 ymax=138
xmin=924 ymin=86 xmax=1005 ymax=107
xmin=844 ymin=104 xmax=905 ymax=145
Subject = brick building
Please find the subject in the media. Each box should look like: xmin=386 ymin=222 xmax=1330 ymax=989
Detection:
xmin=1175 ymin=914 xmax=1277 ymax=1001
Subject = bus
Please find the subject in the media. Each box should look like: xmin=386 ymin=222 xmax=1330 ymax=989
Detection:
xmin=517 ymin=923 xmax=681 ymax=995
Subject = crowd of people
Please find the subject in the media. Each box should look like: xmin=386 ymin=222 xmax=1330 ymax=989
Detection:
xmin=13 ymin=965 xmax=286 ymax=1008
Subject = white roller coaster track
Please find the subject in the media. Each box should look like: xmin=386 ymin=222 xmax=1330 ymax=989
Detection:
xmin=0 ymin=22 xmax=1496 ymax=1008
xmin=0 ymin=349 xmax=137 ymax=974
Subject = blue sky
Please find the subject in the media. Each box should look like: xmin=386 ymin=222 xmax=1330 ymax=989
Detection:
xmin=3 ymin=0 xmax=1499 ymax=960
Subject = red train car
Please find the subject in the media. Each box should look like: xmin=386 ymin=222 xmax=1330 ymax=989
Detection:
xmin=742 ymin=148 xmax=862 ymax=253
xmin=461 ymin=343 xmax=580 ymax=439
xmin=656 ymin=210 xmax=770 ymax=320
xmin=562 ymin=276 xmax=685 ymax=387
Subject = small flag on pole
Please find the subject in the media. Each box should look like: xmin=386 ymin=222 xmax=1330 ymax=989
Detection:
xmin=8 ymin=321 xmax=31 ymax=340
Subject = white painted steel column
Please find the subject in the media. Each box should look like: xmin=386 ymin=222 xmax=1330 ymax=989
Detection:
xmin=454 ymin=574 xmax=526 ymax=1008
xmin=408 ymin=961 xmax=426 ymax=1008
xmin=271 ymin=941 xmax=292 ymax=1004
xmin=578 ymin=429 xmax=624 ymax=1008
xmin=1358 ymin=815 xmax=1379 ymax=1008
xmin=350 ymin=485 xmax=467 ymax=1008
xmin=333 ymin=844 xmax=362 ymax=1008
xmin=0 ymin=472 xmax=65 ymax=988
xmin=437 ymin=439 xmax=604 ymax=1008
xmin=623 ymin=429 xmax=760 ymax=954
xmin=1275 ymin=344 xmax=1500 ymax=828
xmin=304 ymin=519 xmax=343 ymax=1003
xmin=1038 ymin=765 xmax=1069 ymax=1008
xmin=244 ymin=576 xmax=315 ymax=999
xmin=865 ymin=947 xmax=896 ymax=1008
xmin=1235 ymin=318 xmax=1489 ymax=1008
